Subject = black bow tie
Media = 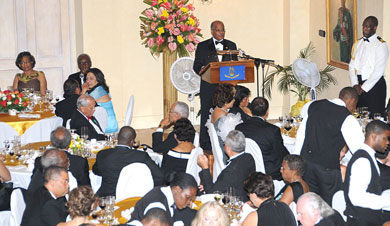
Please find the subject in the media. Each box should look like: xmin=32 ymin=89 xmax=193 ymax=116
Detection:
xmin=363 ymin=37 xmax=370 ymax=42
xmin=215 ymin=40 xmax=223 ymax=45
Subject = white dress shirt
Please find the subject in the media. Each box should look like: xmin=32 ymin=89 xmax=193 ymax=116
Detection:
xmin=77 ymin=109 xmax=104 ymax=135
xmin=348 ymin=143 xmax=390 ymax=209
xmin=294 ymin=98 xmax=364 ymax=155
xmin=213 ymin=37 xmax=223 ymax=62
xmin=349 ymin=34 xmax=389 ymax=92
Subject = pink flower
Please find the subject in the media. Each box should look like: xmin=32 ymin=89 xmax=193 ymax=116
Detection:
xmin=179 ymin=25 xmax=186 ymax=32
xmin=151 ymin=22 xmax=158 ymax=30
xmin=144 ymin=9 xmax=155 ymax=18
xmin=147 ymin=38 xmax=154 ymax=47
xmin=168 ymin=36 xmax=174 ymax=42
xmin=187 ymin=34 xmax=195 ymax=42
xmin=160 ymin=2 xmax=172 ymax=9
xmin=151 ymin=0 xmax=159 ymax=6
xmin=168 ymin=42 xmax=177 ymax=51
xmin=156 ymin=35 xmax=165 ymax=46
xmin=172 ymin=28 xmax=181 ymax=36
xmin=186 ymin=43 xmax=195 ymax=52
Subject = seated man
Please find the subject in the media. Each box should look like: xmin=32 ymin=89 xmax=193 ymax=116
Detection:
xmin=55 ymin=78 xmax=80 ymax=126
xmin=236 ymin=97 xmax=288 ymax=180
xmin=344 ymin=120 xmax=390 ymax=225
xmin=197 ymin=130 xmax=255 ymax=202
xmin=124 ymin=208 xmax=170 ymax=226
xmin=152 ymin=101 xmax=189 ymax=154
xmin=130 ymin=173 xmax=197 ymax=226
xmin=68 ymin=53 xmax=92 ymax=89
xmin=93 ymin=126 xmax=165 ymax=197
xmin=70 ymin=94 xmax=106 ymax=140
xmin=297 ymin=192 xmax=346 ymax=226
xmin=21 ymin=166 xmax=69 ymax=226
xmin=30 ymin=127 xmax=90 ymax=193
xmin=28 ymin=148 xmax=70 ymax=193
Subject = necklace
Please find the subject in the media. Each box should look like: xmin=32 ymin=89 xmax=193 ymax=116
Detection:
xmin=219 ymin=107 xmax=228 ymax=113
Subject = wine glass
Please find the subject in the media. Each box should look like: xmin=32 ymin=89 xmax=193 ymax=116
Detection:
xmin=45 ymin=90 xmax=53 ymax=102
xmin=214 ymin=191 xmax=223 ymax=203
xmin=133 ymin=140 xmax=140 ymax=149
xmin=81 ymin=127 xmax=89 ymax=140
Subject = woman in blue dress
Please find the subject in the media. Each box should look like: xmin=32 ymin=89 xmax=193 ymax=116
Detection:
xmin=81 ymin=68 xmax=118 ymax=133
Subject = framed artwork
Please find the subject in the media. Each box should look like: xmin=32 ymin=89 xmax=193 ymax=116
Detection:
xmin=326 ymin=0 xmax=357 ymax=70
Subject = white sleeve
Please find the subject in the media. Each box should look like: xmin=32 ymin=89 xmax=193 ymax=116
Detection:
xmin=294 ymin=102 xmax=311 ymax=154
xmin=349 ymin=42 xmax=359 ymax=86
xmin=361 ymin=43 xmax=389 ymax=92
xmin=348 ymin=158 xmax=390 ymax=209
xmin=341 ymin=115 xmax=364 ymax=153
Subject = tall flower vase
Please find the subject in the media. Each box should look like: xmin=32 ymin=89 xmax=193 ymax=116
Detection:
xmin=163 ymin=51 xmax=178 ymax=118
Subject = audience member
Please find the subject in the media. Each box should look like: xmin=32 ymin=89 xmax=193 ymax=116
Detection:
xmin=142 ymin=208 xmax=171 ymax=226
xmin=130 ymin=172 xmax=197 ymax=225
xmin=57 ymin=185 xmax=98 ymax=226
xmin=30 ymin=127 xmax=90 ymax=193
xmin=68 ymin=54 xmax=92 ymax=89
xmin=230 ymin=85 xmax=252 ymax=121
xmin=191 ymin=201 xmax=229 ymax=226
xmin=276 ymin=154 xmax=310 ymax=206
xmin=70 ymin=94 xmax=106 ymax=140
xmin=242 ymin=172 xmax=296 ymax=226
xmin=197 ymin=130 xmax=255 ymax=202
xmin=13 ymin=51 xmax=47 ymax=95
xmin=297 ymin=192 xmax=346 ymax=226
xmin=296 ymin=87 xmax=364 ymax=205
xmin=0 ymin=154 xmax=11 ymax=182
xmin=161 ymin=118 xmax=195 ymax=180
xmin=378 ymin=148 xmax=390 ymax=189
xmin=55 ymin=78 xmax=81 ymax=126
xmin=21 ymin=166 xmax=69 ymax=226
xmin=81 ymin=68 xmax=118 ymax=133
xmin=344 ymin=120 xmax=390 ymax=225
xmin=93 ymin=126 xmax=165 ymax=197
xmin=152 ymin=101 xmax=189 ymax=154
xmin=236 ymin=97 xmax=288 ymax=180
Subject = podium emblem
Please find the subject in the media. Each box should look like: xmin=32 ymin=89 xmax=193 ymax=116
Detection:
xmin=220 ymin=65 xmax=245 ymax=81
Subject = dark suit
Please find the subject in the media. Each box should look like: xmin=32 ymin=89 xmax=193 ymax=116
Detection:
xmin=235 ymin=117 xmax=288 ymax=180
xmin=315 ymin=212 xmax=346 ymax=226
xmin=152 ymin=131 xmax=177 ymax=154
xmin=68 ymin=71 xmax=84 ymax=89
xmin=70 ymin=110 xmax=106 ymax=141
xmin=28 ymin=151 xmax=91 ymax=193
xmin=199 ymin=153 xmax=255 ymax=202
xmin=21 ymin=186 xmax=67 ymax=226
xmin=92 ymin=145 xmax=165 ymax=197
xmin=193 ymin=38 xmax=237 ymax=150
xmin=55 ymin=94 xmax=79 ymax=126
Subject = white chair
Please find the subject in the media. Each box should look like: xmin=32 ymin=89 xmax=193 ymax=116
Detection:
xmin=0 ymin=122 xmax=19 ymax=148
xmin=245 ymin=138 xmax=265 ymax=173
xmin=115 ymin=163 xmax=153 ymax=202
xmin=332 ymin=190 xmax=347 ymax=221
xmin=125 ymin=95 xmax=134 ymax=126
xmin=185 ymin=147 xmax=204 ymax=185
xmin=10 ymin=188 xmax=26 ymax=226
xmin=65 ymin=119 xmax=71 ymax=129
xmin=206 ymin=119 xmax=226 ymax=182
xmin=93 ymin=106 xmax=108 ymax=132
xmin=68 ymin=171 xmax=78 ymax=191
xmin=21 ymin=116 xmax=63 ymax=144
xmin=193 ymin=132 xmax=200 ymax=148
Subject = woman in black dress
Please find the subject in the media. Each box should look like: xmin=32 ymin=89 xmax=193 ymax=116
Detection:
xmin=230 ymin=85 xmax=252 ymax=121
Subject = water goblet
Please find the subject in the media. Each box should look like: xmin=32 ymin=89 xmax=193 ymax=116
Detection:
xmin=81 ymin=126 xmax=89 ymax=140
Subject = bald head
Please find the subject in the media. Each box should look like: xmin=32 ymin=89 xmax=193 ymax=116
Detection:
xmin=117 ymin=126 xmax=136 ymax=146
xmin=41 ymin=149 xmax=69 ymax=170
xmin=51 ymin=126 xmax=71 ymax=149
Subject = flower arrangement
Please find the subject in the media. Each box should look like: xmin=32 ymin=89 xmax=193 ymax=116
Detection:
xmin=0 ymin=90 xmax=29 ymax=113
xmin=68 ymin=133 xmax=86 ymax=156
xmin=140 ymin=0 xmax=203 ymax=58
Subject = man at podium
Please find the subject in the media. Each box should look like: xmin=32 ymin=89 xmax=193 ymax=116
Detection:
xmin=193 ymin=20 xmax=238 ymax=151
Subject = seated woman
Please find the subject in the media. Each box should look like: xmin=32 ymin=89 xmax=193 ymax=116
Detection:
xmin=55 ymin=78 xmax=80 ymax=127
xmin=210 ymin=84 xmax=242 ymax=162
xmin=242 ymin=172 xmax=296 ymax=226
xmin=276 ymin=155 xmax=309 ymax=206
xmin=229 ymin=85 xmax=252 ymax=121
xmin=57 ymin=185 xmax=98 ymax=226
xmin=191 ymin=201 xmax=229 ymax=226
xmin=13 ymin=51 xmax=47 ymax=95
xmin=82 ymin=68 xmax=118 ymax=133
xmin=161 ymin=118 xmax=195 ymax=179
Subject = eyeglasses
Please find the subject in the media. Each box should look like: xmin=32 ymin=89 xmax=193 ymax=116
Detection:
xmin=212 ymin=29 xmax=225 ymax=33
xmin=20 ymin=61 xmax=32 ymax=65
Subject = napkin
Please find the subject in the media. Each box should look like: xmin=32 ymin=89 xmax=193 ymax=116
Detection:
xmin=121 ymin=207 xmax=134 ymax=221
xmin=18 ymin=113 xmax=41 ymax=119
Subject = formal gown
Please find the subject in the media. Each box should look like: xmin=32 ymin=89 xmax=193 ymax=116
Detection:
xmin=88 ymin=85 xmax=119 ymax=133
xmin=16 ymin=72 xmax=42 ymax=92
xmin=161 ymin=150 xmax=191 ymax=180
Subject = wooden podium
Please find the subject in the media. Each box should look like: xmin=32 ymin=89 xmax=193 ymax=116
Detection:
xmin=199 ymin=59 xmax=255 ymax=85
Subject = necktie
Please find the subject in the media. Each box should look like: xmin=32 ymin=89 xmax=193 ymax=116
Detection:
xmin=363 ymin=37 xmax=370 ymax=42
xmin=215 ymin=40 xmax=223 ymax=45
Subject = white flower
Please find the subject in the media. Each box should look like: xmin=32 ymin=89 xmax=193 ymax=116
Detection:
xmin=2 ymin=96 xmax=5 ymax=101
xmin=11 ymin=94 xmax=15 ymax=98
xmin=7 ymin=101 xmax=11 ymax=105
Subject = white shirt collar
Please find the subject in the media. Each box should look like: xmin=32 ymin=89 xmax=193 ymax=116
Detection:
xmin=361 ymin=143 xmax=381 ymax=173
xmin=228 ymin=151 xmax=245 ymax=162
xmin=212 ymin=37 xmax=224 ymax=44
xmin=330 ymin=98 xmax=346 ymax=107
xmin=367 ymin=34 xmax=378 ymax=42
xmin=161 ymin=186 xmax=175 ymax=216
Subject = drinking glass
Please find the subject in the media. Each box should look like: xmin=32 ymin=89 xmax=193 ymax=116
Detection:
xmin=213 ymin=191 xmax=223 ymax=203
xmin=133 ymin=140 xmax=140 ymax=149
xmin=45 ymin=90 xmax=53 ymax=102
xmin=81 ymin=127 xmax=89 ymax=140
xmin=373 ymin=113 xmax=382 ymax=120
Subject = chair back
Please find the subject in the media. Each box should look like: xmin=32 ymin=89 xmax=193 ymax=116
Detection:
xmin=245 ymin=138 xmax=265 ymax=173
xmin=206 ymin=119 xmax=225 ymax=182
xmin=332 ymin=190 xmax=347 ymax=221
xmin=65 ymin=119 xmax=71 ymax=129
xmin=193 ymin=132 xmax=200 ymax=148
xmin=93 ymin=106 xmax=108 ymax=132
xmin=21 ymin=116 xmax=63 ymax=144
xmin=125 ymin=95 xmax=134 ymax=126
xmin=185 ymin=147 xmax=204 ymax=185
xmin=0 ymin=122 xmax=19 ymax=148
xmin=116 ymin=163 xmax=153 ymax=202
xmin=68 ymin=171 xmax=78 ymax=191
xmin=10 ymin=188 xmax=26 ymax=226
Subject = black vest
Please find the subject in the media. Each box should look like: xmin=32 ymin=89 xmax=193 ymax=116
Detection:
xmin=301 ymin=99 xmax=350 ymax=169
xmin=344 ymin=149 xmax=383 ymax=224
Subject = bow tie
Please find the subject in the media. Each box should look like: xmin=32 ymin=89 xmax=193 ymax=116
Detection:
xmin=363 ymin=37 xmax=370 ymax=42
xmin=86 ymin=116 xmax=92 ymax=121
xmin=215 ymin=40 xmax=223 ymax=45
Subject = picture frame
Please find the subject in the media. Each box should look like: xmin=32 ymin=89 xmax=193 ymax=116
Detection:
xmin=326 ymin=0 xmax=357 ymax=70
